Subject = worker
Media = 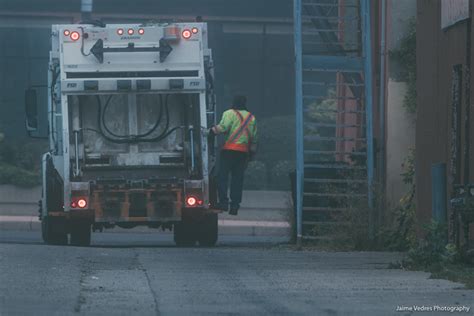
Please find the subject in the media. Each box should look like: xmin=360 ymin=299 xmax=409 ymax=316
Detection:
xmin=210 ymin=95 xmax=257 ymax=215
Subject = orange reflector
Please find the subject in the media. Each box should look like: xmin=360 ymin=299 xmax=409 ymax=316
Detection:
xmin=182 ymin=29 xmax=192 ymax=39
xmin=164 ymin=26 xmax=181 ymax=40
xmin=186 ymin=196 xmax=197 ymax=206
xmin=192 ymin=27 xmax=199 ymax=34
xmin=70 ymin=31 xmax=80 ymax=41
xmin=77 ymin=199 xmax=87 ymax=209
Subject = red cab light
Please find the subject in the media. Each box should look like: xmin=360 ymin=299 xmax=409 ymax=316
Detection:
xmin=128 ymin=28 xmax=134 ymax=35
xmin=186 ymin=196 xmax=197 ymax=206
xmin=63 ymin=30 xmax=70 ymax=36
xmin=117 ymin=28 xmax=124 ymax=35
xmin=192 ymin=27 xmax=199 ymax=34
xmin=70 ymin=31 xmax=80 ymax=41
xmin=138 ymin=28 xmax=145 ymax=35
xmin=182 ymin=29 xmax=192 ymax=39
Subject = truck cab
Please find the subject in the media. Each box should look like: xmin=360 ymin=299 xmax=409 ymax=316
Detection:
xmin=27 ymin=22 xmax=218 ymax=246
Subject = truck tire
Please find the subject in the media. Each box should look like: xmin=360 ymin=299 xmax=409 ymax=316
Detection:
xmin=41 ymin=217 xmax=68 ymax=245
xmin=174 ymin=220 xmax=196 ymax=247
xmin=70 ymin=222 xmax=91 ymax=246
xmin=197 ymin=213 xmax=218 ymax=247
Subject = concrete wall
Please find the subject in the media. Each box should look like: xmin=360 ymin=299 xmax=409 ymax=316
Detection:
xmin=385 ymin=0 xmax=416 ymax=207
xmin=0 ymin=185 xmax=41 ymax=215
xmin=385 ymin=80 xmax=415 ymax=207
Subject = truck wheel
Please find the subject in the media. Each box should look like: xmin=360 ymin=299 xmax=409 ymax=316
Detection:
xmin=70 ymin=222 xmax=91 ymax=246
xmin=174 ymin=221 xmax=196 ymax=247
xmin=197 ymin=213 xmax=218 ymax=247
xmin=41 ymin=217 xmax=68 ymax=245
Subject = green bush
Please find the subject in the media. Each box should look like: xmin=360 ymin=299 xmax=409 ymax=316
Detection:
xmin=0 ymin=137 xmax=45 ymax=187
xmin=269 ymin=160 xmax=295 ymax=190
xmin=403 ymin=221 xmax=459 ymax=270
xmin=0 ymin=162 xmax=40 ymax=187
xmin=257 ymin=115 xmax=295 ymax=165
xmin=382 ymin=149 xmax=417 ymax=250
xmin=249 ymin=115 xmax=295 ymax=190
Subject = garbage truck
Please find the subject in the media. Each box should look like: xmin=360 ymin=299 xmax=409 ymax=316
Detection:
xmin=24 ymin=22 xmax=218 ymax=246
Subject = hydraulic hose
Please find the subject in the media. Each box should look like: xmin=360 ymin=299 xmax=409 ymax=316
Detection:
xmin=101 ymin=94 xmax=164 ymax=138
xmin=95 ymin=94 xmax=180 ymax=144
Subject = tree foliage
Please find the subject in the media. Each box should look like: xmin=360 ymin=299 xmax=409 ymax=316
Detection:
xmin=0 ymin=136 xmax=43 ymax=187
xmin=390 ymin=19 xmax=417 ymax=114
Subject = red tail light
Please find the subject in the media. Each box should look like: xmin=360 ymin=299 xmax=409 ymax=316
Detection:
xmin=71 ymin=197 xmax=88 ymax=209
xmin=138 ymin=28 xmax=145 ymax=35
xmin=192 ymin=27 xmax=199 ymax=34
xmin=128 ymin=28 xmax=134 ymax=35
xmin=186 ymin=196 xmax=197 ymax=206
xmin=77 ymin=199 xmax=87 ymax=208
xmin=117 ymin=28 xmax=124 ymax=35
xmin=64 ymin=30 xmax=70 ymax=36
xmin=70 ymin=31 xmax=80 ymax=41
xmin=182 ymin=29 xmax=192 ymax=39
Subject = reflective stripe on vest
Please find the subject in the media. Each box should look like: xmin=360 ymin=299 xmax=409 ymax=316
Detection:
xmin=223 ymin=110 xmax=254 ymax=152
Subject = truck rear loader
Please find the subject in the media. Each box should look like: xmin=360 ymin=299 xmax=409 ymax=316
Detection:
xmin=25 ymin=22 xmax=218 ymax=246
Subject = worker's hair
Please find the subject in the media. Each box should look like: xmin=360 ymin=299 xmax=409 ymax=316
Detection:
xmin=232 ymin=95 xmax=248 ymax=110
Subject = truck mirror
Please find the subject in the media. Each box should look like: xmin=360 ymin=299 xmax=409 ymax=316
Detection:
xmin=25 ymin=89 xmax=38 ymax=133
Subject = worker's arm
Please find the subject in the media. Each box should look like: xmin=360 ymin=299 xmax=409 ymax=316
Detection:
xmin=211 ymin=110 xmax=232 ymax=134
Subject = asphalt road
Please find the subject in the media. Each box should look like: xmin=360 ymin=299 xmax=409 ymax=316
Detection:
xmin=1 ymin=231 xmax=473 ymax=316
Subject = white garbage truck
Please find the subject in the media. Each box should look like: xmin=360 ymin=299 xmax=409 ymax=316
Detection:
xmin=24 ymin=22 xmax=219 ymax=246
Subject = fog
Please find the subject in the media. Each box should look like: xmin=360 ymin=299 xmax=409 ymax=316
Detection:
xmin=0 ymin=0 xmax=295 ymax=190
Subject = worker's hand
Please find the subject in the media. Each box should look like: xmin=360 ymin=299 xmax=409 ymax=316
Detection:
xmin=211 ymin=125 xmax=222 ymax=135
xmin=203 ymin=128 xmax=215 ymax=137
xmin=208 ymin=127 xmax=216 ymax=137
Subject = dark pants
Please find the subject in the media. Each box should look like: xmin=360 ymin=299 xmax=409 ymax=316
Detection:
xmin=217 ymin=150 xmax=248 ymax=208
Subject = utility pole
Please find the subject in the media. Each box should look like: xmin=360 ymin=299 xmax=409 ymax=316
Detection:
xmin=293 ymin=0 xmax=303 ymax=249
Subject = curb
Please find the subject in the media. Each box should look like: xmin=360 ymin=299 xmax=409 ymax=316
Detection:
xmin=0 ymin=216 xmax=290 ymax=237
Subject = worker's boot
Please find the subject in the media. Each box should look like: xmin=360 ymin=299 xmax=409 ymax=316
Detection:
xmin=216 ymin=202 xmax=229 ymax=212
xmin=229 ymin=204 xmax=239 ymax=216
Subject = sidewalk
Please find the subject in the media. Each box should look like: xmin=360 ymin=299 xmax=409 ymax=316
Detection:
xmin=0 ymin=186 xmax=292 ymax=237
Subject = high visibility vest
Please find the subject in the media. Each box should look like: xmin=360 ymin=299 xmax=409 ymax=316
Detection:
xmin=220 ymin=110 xmax=256 ymax=153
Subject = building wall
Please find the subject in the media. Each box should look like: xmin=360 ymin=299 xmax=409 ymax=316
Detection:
xmin=416 ymin=0 xmax=472 ymax=224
